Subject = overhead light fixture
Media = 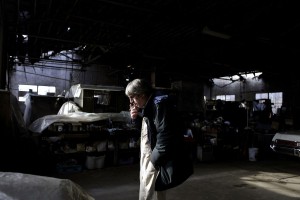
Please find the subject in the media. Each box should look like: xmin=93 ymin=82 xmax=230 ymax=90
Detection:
xmin=202 ymin=26 xmax=231 ymax=40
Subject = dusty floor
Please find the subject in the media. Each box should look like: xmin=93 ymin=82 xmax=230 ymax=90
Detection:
xmin=57 ymin=153 xmax=300 ymax=200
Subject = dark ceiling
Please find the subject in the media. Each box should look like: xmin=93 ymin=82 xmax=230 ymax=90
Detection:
xmin=2 ymin=0 xmax=300 ymax=81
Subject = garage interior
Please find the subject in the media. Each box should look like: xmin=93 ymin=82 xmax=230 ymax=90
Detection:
xmin=1 ymin=0 xmax=300 ymax=199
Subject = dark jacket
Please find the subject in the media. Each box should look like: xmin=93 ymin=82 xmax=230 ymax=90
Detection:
xmin=141 ymin=93 xmax=194 ymax=191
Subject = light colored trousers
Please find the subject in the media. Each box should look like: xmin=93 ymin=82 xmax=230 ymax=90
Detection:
xmin=139 ymin=117 xmax=166 ymax=200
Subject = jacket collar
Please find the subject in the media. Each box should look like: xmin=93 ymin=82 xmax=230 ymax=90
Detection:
xmin=142 ymin=94 xmax=154 ymax=117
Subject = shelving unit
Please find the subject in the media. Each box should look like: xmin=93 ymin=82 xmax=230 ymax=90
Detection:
xmin=37 ymin=120 xmax=140 ymax=173
xmin=107 ymin=129 xmax=140 ymax=166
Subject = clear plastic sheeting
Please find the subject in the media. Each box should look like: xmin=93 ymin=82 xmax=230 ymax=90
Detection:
xmin=28 ymin=111 xmax=130 ymax=133
xmin=57 ymin=101 xmax=82 ymax=115
xmin=0 ymin=172 xmax=95 ymax=200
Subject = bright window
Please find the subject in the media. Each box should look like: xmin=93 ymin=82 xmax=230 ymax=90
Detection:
xmin=38 ymin=86 xmax=56 ymax=95
xmin=255 ymin=92 xmax=282 ymax=114
xmin=18 ymin=84 xmax=56 ymax=101
xmin=216 ymin=95 xmax=235 ymax=101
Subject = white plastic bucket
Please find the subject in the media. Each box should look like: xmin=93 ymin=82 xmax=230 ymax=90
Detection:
xmin=95 ymin=156 xmax=105 ymax=169
xmin=197 ymin=145 xmax=203 ymax=161
xmin=85 ymin=156 xmax=96 ymax=169
xmin=86 ymin=155 xmax=106 ymax=169
xmin=248 ymin=147 xmax=258 ymax=161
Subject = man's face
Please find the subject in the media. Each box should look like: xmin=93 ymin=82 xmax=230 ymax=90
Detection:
xmin=129 ymin=94 xmax=146 ymax=109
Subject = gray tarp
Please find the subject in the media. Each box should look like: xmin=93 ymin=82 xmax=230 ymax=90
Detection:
xmin=0 ymin=172 xmax=94 ymax=200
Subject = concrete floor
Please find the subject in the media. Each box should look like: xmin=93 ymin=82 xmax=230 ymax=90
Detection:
xmin=57 ymin=154 xmax=300 ymax=200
